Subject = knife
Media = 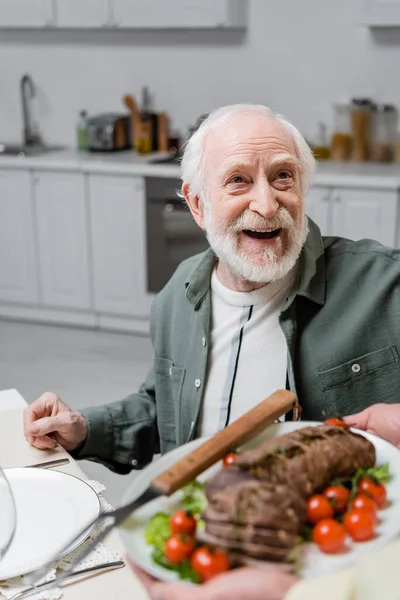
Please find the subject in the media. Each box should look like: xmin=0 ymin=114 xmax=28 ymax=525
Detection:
xmin=29 ymin=389 xmax=299 ymax=584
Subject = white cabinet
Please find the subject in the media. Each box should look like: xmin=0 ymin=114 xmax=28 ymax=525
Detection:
xmin=111 ymin=0 xmax=246 ymax=29
xmin=304 ymin=187 xmax=330 ymax=236
xmin=309 ymin=185 xmax=398 ymax=246
xmin=359 ymin=0 xmax=400 ymax=26
xmin=0 ymin=0 xmax=54 ymax=27
xmin=0 ymin=170 xmax=39 ymax=304
xmin=33 ymin=171 xmax=92 ymax=309
xmin=55 ymin=0 xmax=110 ymax=28
xmin=89 ymin=174 xmax=150 ymax=317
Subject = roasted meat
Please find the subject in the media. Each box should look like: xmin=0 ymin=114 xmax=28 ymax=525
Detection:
xmin=203 ymin=424 xmax=375 ymax=564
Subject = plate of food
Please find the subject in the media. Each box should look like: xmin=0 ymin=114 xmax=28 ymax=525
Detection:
xmin=119 ymin=420 xmax=400 ymax=583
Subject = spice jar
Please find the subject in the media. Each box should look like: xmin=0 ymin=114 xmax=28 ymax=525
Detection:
xmin=350 ymin=98 xmax=372 ymax=162
xmin=330 ymin=103 xmax=352 ymax=161
xmin=370 ymin=104 xmax=397 ymax=162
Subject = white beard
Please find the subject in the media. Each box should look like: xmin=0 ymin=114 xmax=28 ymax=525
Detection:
xmin=203 ymin=204 xmax=309 ymax=284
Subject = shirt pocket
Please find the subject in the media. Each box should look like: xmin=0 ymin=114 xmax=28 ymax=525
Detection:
xmin=154 ymin=356 xmax=185 ymax=450
xmin=317 ymin=345 xmax=400 ymax=416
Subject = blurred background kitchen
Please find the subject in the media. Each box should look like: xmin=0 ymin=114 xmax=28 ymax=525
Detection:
xmin=1 ymin=0 xmax=400 ymax=503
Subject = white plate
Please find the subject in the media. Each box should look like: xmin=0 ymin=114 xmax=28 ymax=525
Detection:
xmin=0 ymin=468 xmax=101 ymax=580
xmin=120 ymin=421 xmax=400 ymax=581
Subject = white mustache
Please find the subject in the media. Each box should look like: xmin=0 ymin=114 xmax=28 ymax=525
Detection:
xmin=229 ymin=207 xmax=295 ymax=233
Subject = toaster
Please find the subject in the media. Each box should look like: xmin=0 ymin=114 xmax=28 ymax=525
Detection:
xmin=86 ymin=113 xmax=131 ymax=152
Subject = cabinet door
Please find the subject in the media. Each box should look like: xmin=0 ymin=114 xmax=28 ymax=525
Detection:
xmin=331 ymin=187 xmax=398 ymax=246
xmin=0 ymin=170 xmax=39 ymax=304
xmin=111 ymin=0 xmax=244 ymax=28
xmin=359 ymin=0 xmax=400 ymax=26
xmin=0 ymin=0 xmax=54 ymax=27
xmin=304 ymin=186 xmax=331 ymax=236
xmin=89 ymin=174 xmax=150 ymax=317
xmin=55 ymin=0 xmax=110 ymax=28
xmin=34 ymin=171 xmax=91 ymax=309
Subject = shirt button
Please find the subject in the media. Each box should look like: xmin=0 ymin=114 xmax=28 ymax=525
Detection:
xmin=195 ymin=378 xmax=201 ymax=388
xmin=131 ymin=458 xmax=138 ymax=467
xmin=202 ymin=337 xmax=207 ymax=347
xmin=169 ymin=367 xmax=172 ymax=377
xmin=351 ymin=363 xmax=361 ymax=373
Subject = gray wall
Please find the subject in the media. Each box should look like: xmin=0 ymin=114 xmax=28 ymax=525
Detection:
xmin=0 ymin=0 xmax=398 ymax=146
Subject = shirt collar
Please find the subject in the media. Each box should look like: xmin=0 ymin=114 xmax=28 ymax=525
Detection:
xmin=185 ymin=218 xmax=326 ymax=308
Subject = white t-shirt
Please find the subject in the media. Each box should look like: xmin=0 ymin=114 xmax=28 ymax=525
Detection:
xmin=197 ymin=267 xmax=296 ymax=438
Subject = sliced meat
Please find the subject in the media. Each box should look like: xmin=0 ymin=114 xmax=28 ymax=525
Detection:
xmin=198 ymin=529 xmax=291 ymax=562
xmin=205 ymin=521 xmax=297 ymax=548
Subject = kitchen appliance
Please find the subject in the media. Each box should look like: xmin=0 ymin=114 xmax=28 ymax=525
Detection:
xmin=145 ymin=177 xmax=209 ymax=293
xmin=86 ymin=113 xmax=131 ymax=152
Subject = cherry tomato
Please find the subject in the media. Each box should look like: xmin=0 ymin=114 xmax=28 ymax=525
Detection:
xmin=190 ymin=546 xmax=230 ymax=582
xmin=352 ymin=493 xmax=378 ymax=518
xmin=170 ymin=510 xmax=197 ymax=536
xmin=223 ymin=453 xmax=239 ymax=467
xmin=323 ymin=486 xmax=351 ymax=514
xmin=312 ymin=518 xmax=346 ymax=554
xmin=344 ymin=509 xmax=376 ymax=542
xmin=324 ymin=417 xmax=347 ymax=427
xmin=358 ymin=477 xmax=387 ymax=508
xmin=164 ymin=534 xmax=195 ymax=564
xmin=307 ymin=494 xmax=334 ymax=524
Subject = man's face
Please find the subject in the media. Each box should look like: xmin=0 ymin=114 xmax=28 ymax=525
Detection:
xmin=189 ymin=114 xmax=308 ymax=286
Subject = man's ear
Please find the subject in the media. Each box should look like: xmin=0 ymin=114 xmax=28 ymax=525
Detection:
xmin=181 ymin=182 xmax=205 ymax=230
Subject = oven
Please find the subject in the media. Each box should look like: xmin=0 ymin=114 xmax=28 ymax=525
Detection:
xmin=145 ymin=177 xmax=210 ymax=293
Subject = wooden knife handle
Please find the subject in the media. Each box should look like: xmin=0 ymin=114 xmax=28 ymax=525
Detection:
xmin=151 ymin=389 xmax=299 ymax=496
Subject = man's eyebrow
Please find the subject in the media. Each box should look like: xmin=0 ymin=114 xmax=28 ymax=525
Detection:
xmin=269 ymin=153 xmax=301 ymax=169
xmin=217 ymin=158 xmax=253 ymax=178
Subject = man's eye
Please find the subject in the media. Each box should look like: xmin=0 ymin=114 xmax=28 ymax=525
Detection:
xmin=277 ymin=171 xmax=291 ymax=179
xmin=229 ymin=176 xmax=246 ymax=184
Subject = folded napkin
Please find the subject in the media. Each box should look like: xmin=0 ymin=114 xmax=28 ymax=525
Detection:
xmin=0 ymin=481 xmax=123 ymax=600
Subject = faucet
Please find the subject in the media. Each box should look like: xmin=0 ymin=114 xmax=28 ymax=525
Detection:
xmin=20 ymin=74 xmax=42 ymax=147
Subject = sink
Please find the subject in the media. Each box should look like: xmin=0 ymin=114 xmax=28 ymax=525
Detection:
xmin=0 ymin=143 xmax=65 ymax=157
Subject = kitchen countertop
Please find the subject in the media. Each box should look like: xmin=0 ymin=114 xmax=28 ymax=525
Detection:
xmin=2 ymin=149 xmax=400 ymax=188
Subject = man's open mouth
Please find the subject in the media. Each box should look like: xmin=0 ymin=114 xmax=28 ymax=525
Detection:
xmin=243 ymin=228 xmax=281 ymax=240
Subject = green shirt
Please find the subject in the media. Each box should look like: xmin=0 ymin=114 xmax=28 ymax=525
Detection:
xmin=77 ymin=219 xmax=400 ymax=473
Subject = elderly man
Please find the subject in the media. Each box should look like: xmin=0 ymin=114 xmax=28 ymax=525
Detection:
xmin=23 ymin=103 xmax=400 ymax=599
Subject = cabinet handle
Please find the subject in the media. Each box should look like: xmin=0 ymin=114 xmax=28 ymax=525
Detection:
xmin=33 ymin=176 xmax=40 ymax=185
xmin=333 ymin=196 xmax=341 ymax=203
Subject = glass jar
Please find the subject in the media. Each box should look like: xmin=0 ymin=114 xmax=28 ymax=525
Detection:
xmin=350 ymin=98 xmax=373 ymax=162
xmin=370 ymin=104 xmax=397 ymax=162
xmin=330 ymin=103 xmax=352 ymax=161
xmin=312 ymin=122 xmax=330 ymax=160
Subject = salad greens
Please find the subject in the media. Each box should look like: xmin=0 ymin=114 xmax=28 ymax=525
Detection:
xmin=181 ymin=480 xmax=208 ymax=516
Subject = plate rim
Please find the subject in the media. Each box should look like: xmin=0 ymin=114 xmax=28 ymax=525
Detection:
xmin=0 ymin=467 xmax=101 ymax=580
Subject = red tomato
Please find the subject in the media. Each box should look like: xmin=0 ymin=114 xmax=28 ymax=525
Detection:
xmin=170 ymin=510 xmax=197 ymax=536
xmin=344 ymin=509 xmax=376 ymax=542
xmin=191 ymin=546 xmax=230 ymax=582
xmin=312 ymin=518 xmax=346 ymax=554
xmin=164 ymin=534 xmax=195 ymax=564
xmin=223 ymin=453 xmax=239 ymax=467
xmin=323 ymin=486 xmax=351 ymax=514
xmin=325 ymin=418 xmax=347 ymax=427
xmin=352 ymin=493 xmax=378 ymax=518
xmin=307 ymin=494 xmax=334 ymax=524
xmin=358 ymin=477 xmax=387 ymax=508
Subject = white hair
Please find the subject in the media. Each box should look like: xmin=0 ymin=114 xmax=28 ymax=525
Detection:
xmin=180 ymin=104 xmax=316 ymax=201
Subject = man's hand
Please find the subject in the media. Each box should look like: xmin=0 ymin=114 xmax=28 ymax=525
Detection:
xmin=344 ymin=403 xmax=400 ymax=448
xmin=23 ymin=392 xmax=88 ymax=452
xmin=129 ymin=559 xmax=298 ymax=600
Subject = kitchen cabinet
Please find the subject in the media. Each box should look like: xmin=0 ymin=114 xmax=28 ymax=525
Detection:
xmin=55 ymin=0 xmax=110 ymax=28
xmin=111 ymin=0 xmax=246 ymax=29
xmin=0 ymin=0 xmax=54 ymax=27
xmin=308 ymin=185 xmax=398 ymax=247
xmin=89 ymin=174 xmax=151 ymax=317
xmin=33 ymin=171 xmax=92 ymax=310
xmin=0 ymin=169 xmax=39 ymax=304
xmin=358 ymin=0 xmax=400 ymax=26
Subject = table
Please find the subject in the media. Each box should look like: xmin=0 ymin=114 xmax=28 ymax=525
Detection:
xmin=0 ymin=388 xmax=150 ymax=600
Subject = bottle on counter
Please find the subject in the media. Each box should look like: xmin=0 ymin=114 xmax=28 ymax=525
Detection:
xmin=330 ymin=103 xmax=352 ymax=161
xmin=136 ymin=86 xmax=153 ymax=154
xmin=350 ymin=98 xmax=372 ymax=162
xmin=77 ymin=110 xmax=88 ymax=151
xmin=312 ymin=122 xmax=330 ymax=161
xmin=370 ymin=104 xmax=397 ymax=162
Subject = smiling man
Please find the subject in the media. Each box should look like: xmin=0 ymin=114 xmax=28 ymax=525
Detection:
xmin=24 ymin=104 xmax=400 ymax=473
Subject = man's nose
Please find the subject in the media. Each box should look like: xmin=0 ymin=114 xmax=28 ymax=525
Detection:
xmin=248 ymin=180 xmax=279 ymax=219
